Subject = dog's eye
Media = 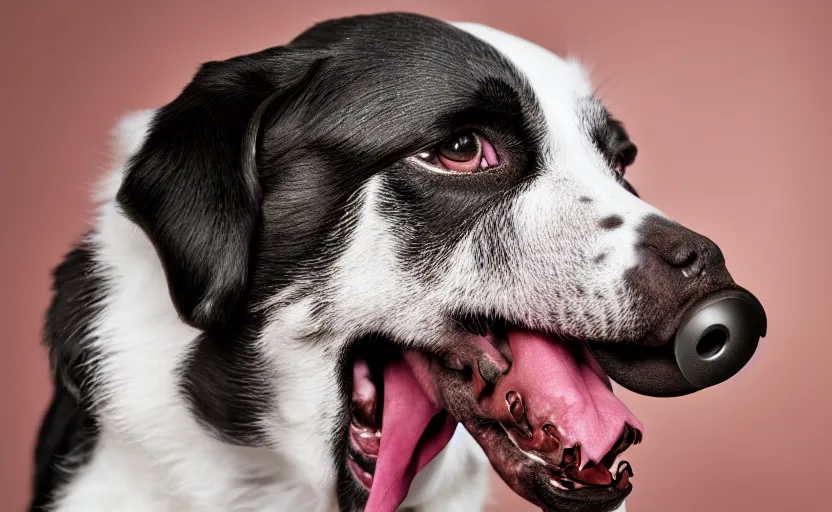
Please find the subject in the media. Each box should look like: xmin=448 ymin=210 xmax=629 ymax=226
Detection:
xmin=414 ymin=131 xmax=500 ymax=173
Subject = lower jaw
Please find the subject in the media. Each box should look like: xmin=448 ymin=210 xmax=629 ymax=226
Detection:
xmin=343 ymin=340 xmax=638 ymax=510
xmin=345 ymin=434 xmax=633 ymax=512
xmin=460 ymin=417 xmax=635 ymax=511
xmin=533 ymin=485 xmax=632 ymax=512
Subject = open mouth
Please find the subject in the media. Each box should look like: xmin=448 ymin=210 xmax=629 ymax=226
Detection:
xmin=346 ymin=316 xmax=644 ymax=512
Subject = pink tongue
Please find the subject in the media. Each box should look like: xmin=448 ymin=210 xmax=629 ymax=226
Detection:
xmin=364 ymin=358 xmax=457 ymax=512
xmin=502 ymin=330 xmax=643 ymax=464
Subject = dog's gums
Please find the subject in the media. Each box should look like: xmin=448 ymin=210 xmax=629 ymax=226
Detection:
xmin=348 ymin=322 xmax=644 ymax=512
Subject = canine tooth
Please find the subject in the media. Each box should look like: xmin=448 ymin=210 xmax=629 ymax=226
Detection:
xmin=506 ymin=391 xmax=522 ymax=420
xmin=616 ymin=460 xmax=633 ymax=478
xmin=602 ymin=424 xmax=638 ymax=468
xmin=505 ymin=390 xmax=532 ymax=438
xmin=539 ymin=423 xmax=562 ymax=454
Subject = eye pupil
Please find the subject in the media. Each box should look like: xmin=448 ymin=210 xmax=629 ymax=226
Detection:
xmin=439 ymin=133 xmax=480 ymax=162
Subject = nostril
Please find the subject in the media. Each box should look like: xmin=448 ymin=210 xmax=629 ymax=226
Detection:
xmin=671 ymin=249 xmax=697 ymax=267
xmin=638 ymin=215 xmax=727 ymax=280
xmin=647 ymin=244 xmax=704 ymax=278
xmin=679 ymin=251 xmax=703 ymax=278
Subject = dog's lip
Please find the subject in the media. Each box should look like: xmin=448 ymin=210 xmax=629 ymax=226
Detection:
xmin=532 ymin=471 xmax=633 ymax=512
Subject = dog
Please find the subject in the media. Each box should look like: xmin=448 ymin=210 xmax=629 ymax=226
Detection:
xmin=31 ymin=12 xmax=746 ymax=512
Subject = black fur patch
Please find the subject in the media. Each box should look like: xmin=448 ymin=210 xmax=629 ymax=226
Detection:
xmin=31 ymin=388 xmax=99 ymax=512
xmin=178 ymin=321 xmax=274 ymax=446
xmin=577 ymin=96 xmax=640 ymax=194
xmin=33 ymin=240 xmax=107 ymax=508
xmin=579 ymin=98 xmax=638 ymax=171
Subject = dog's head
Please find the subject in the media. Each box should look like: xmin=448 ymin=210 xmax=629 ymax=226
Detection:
xmin=116 ymin=13 xmax=763 ymax=512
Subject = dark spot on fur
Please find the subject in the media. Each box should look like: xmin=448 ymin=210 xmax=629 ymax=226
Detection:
xmin=576 ymin=285 xmax=586 ymax=296
xmin=593 ymin=253 xmax=608 ymax=264
xmin=579 ymin=196 xmax=593 ymax=203
xmin=599 ymin=215 xmax=624 ymax=230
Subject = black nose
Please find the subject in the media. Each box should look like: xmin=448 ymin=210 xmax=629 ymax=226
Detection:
xmin=643 ymin=217 xmax=725 ymax=279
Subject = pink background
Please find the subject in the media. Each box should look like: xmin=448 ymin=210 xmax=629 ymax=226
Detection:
xmin=1 ymin=1 xmax=829 ymax=510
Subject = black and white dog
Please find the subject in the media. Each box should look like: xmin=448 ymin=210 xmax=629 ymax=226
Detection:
xmin=32 ymin=13 xmax=745 ymax=512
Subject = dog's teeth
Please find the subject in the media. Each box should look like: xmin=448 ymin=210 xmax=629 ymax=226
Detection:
xmin=507 ymin=391 xmax=524 ymax=423
xmin=539 ymin=424 xmax=562 ymax=454
xmin=349 ymin=423 xmax=381 ymax=457
xmin=616 ymin=460 xmax=633 ymax=478
xmin=505 ymin=390 xmax=533 ymax=439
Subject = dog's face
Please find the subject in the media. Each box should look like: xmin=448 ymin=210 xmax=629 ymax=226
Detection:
xmin=117 ymin=13 xmax=741 ymax=512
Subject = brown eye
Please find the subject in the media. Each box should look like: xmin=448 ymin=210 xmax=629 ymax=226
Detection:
xmin=439 ymin=133 xmax=480 ymax=163
xmin=414 ymin=131 xmax=500 ymax=173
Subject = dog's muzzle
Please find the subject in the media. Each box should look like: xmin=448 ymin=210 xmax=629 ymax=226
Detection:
xmin=593 ymin=287 xmax=767 ymax=397
xmin=591 ymin=215 xmax=768 ymax=397
xmin=349 ymin=214 xmax=768 ymax=512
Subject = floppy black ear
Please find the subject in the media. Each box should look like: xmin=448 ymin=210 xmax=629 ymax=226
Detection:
xmin=116 ymin=49 xmax=320 ymax=331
